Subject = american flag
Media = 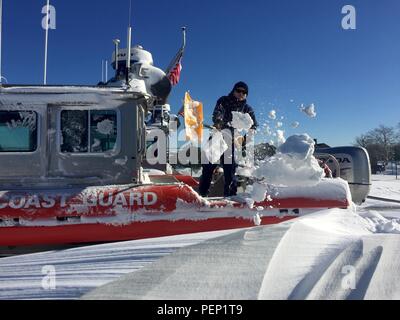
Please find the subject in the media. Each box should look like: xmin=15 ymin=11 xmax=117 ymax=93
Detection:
xmin=166 ymin=28 xmax=186 ymax=86
xmin=167 ymin=52 xmax=183 ymax=86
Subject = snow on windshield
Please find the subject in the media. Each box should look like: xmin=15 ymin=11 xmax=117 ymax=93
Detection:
xmin=96 ymin=119 xmax=115 ymax=135
xmin=6 ymin=111 xmax=37 ymax=132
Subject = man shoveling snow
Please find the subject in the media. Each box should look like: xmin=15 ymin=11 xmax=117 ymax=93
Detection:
xmin=199 ymin=81 xmax=258 ymax=197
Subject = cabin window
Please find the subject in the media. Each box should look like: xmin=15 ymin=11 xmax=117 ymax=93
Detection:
xmin=61 ymin=110 xmax=117 ymax=153
xmin=0 ymin=111 xmax=38 ymax=152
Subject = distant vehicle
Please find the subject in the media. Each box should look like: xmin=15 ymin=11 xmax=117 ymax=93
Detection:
xmin=373 ymin=164 xmax=386 ymax=174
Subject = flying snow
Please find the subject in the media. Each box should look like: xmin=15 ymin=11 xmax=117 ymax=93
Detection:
xmin=268 ymin=110 xmax=277 ymax=120
xmin=300 ymin=104 xmax=317 ymax=118
xmin=276 ymin=130 xmax=286 ymax=146
xmin=231 ymin=111 xmax=254 ymax=133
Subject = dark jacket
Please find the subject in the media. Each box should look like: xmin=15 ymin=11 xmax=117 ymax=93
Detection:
xmin=212 ymin=93 xmax=258 ymax=130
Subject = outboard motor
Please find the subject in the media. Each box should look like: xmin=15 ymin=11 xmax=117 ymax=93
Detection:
xmin=315 ymin=146 xmax=371 ymax=204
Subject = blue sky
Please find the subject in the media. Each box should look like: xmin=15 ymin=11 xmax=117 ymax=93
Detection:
xmin=2 ymin=0 xmax=400 ymax=146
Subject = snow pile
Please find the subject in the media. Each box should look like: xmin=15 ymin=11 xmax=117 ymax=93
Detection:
xmin=300 ymin=104 xmax=317 ymax=118
xmin=246 ymin=182 xmax=271 ymax=202
xmin=202 ymin=130 xmax=228 ymax=164
xmin=358 ymin=210 xmax=400 ymax=234
xmin=239 ymin=134 xmax=325 ymax=204
xmin=236 ymin=166 xmax=255 ymax=178
xmin=231 ymin=111 xmax=254 ymax=133
xmin=255 ymin=134 xmax=324 ymax=187
xmin=278 ymin=134 xmax=315 ymax=158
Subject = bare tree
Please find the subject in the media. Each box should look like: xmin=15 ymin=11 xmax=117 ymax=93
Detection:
xmin=367 ymin=125 xmax=396 ymax=163
xmin=355 ymin=125 xmax=398 ymax=172
xmin=394 ymin=144 xmax=400 ymax=162
xmin=396 ymin=122 xmax=400 ymax=142
xmin=354 ymin=134 xmax=371 ymax=148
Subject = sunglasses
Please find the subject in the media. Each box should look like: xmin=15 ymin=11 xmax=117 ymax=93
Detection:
xmin=235 ymin=89 xmax=247 ymax=95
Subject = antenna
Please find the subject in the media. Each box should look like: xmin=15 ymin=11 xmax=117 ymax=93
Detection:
xmin=105 ymin=59 xmax=108 ymax=82
xmin=182 ymin=26 xmax=187 ymax=50
xmin=125 ymin=0 xmax=133 ymax=84
xmin=113 ymin=39 xmax=120 ymax=74
xmin=0 ymin=0 xmax=3 ymax=85
xmin=101 ymin=60 xmax=104 ymax=83
xmin=128 ymin=0 xmax=132 ymax=28
xmin=44 ymin=0 xmax=50 ymax=85
xmin=126 ymin=27 xmax=132 ymax=84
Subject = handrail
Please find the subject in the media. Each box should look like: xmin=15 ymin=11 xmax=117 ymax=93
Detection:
xmin=315 ymin=153 xmax=341 ymax=178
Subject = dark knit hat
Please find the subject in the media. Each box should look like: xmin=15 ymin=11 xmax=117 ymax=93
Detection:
xmin=232 ymin=81 xmax=249 ymax=95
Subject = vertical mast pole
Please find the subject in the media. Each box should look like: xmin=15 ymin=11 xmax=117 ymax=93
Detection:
xmin=44 ymin=0 xmax=50 ymax=85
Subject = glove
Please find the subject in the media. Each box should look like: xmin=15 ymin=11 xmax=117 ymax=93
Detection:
xmin=234 ymin=136 xmax=245 ymax=148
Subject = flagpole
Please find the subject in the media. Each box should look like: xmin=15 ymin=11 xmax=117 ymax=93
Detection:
xmin=165 ymin=27 xmax=187 ymax=76
xmin=105 ymin=60 xmax=108 ymax=82
xmin=101 ymin=60 xmax=104 ymax=82
xmin=182 ymin=26 xmax=186 ymax=50
xmin=44 ymin=0 xmax=50 ymax=85
xmin=126 ymin=0 xmax=132 ymax=85
xmin=0 ymin=0 xmax=3 ymax=85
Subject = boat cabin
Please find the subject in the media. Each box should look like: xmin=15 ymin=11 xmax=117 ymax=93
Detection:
xmin=0 ymin=86 xmax=148 ymax=188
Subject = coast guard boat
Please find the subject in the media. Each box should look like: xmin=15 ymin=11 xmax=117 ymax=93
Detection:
xmin=0 ymin=30 xmax=370 ymax=248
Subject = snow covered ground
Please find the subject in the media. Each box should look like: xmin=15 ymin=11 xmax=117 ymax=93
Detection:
xmin=369 ymin=174 xmax=400 ymax=201
xmin=0 ymin=230 xmax=237 ymax=300
xmin=363 ymin=174 xmax=400 ymax=219
xmin=0 ymin=175 xmax=399 ymax=300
